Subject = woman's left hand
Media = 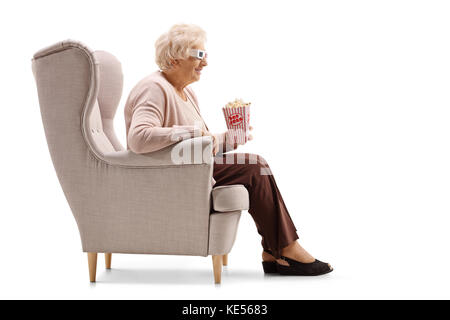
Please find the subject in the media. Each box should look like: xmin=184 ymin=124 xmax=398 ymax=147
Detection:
xmin=200 ymin=130 xmax=219 ymax=156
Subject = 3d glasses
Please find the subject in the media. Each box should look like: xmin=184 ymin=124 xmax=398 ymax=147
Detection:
xmin=189 ymin=49 xmax=208 ymax=60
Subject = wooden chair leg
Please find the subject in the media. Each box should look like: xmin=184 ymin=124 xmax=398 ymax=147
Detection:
xmin=212 ymin=255 xmax=222 ymax=284
xmin=87 ymin=252 xmax=98 ymax=282
xmin=222 ymin=254 xmax=228 ymax=266
xmin=105 ymin=253 xmax=112 ymax=269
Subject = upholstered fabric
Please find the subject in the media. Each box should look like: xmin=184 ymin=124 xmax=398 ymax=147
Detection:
xmin=31 ymin=40 xmax=218 ymax=256
xmin=88 ymin=100 xmax=116 ymax=154
xmin=208 ymin=211 xmax=242 ymax=255
xmin=212 ymin=185 xmax=249 ymax=212
xmin=102 ymin=136 xmax=213 ymax=167
xmin=93 ymin=51 xmax=124 ymax=152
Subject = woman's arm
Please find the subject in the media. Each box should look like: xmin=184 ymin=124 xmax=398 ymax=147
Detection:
xmin=128 ymin=83 xmax=200 ymax=154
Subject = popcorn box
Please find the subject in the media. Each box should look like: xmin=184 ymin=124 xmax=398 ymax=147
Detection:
xmin=222 ymin=104 xmax=251 ymax=145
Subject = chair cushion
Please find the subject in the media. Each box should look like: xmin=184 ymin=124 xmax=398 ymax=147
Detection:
xmin=211 ymin=185 xmax=249 ymax=212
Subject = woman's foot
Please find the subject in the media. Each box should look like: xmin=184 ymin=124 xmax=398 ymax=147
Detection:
xmin=262 ymin=250 xmax=289 ymax=266
xmin=276 ymin=257 xmax=333 ymax=276
xmin=262 ymin=241 xmax=332 ymax=270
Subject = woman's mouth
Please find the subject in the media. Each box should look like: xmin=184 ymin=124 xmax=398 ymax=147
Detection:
xmin=195 ymin=68 xmax=202 ymax=75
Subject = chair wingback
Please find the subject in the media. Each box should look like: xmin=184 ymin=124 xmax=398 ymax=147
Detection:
xmin=32 ymin=39 xmax=102 ymax=236
xmin=93 ymin=50 xmax=124 ymax=152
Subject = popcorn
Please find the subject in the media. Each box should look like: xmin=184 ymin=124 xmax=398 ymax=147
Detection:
xmin=222 ymin=98 xmax=251 ymax=145
xmin=224 ymin=98 xmax=251 ymax=109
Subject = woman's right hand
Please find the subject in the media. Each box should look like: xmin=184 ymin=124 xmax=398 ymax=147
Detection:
xmin=225 ymin=126 xmax=253 ymax=146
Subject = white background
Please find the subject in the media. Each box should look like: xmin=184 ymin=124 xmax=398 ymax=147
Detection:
xmin=1 ymin=0 xmax=450 ymax=299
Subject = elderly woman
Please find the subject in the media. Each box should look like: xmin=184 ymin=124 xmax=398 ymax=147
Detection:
xmin=124 ymin=24 xmax=332 ymax=276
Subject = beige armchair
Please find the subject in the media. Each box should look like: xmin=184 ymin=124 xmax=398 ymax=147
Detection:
xmin=31 ymin=40 xmax=249 ymax=284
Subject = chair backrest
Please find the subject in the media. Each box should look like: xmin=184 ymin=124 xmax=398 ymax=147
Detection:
xmin=31 ymin=40 xmax=123 ymax=250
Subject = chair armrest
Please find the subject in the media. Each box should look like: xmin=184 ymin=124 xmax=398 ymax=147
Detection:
xmin=79 ymin=136 xmax=215 ymax=256
xmin=102 ymin=136 xmax=214 ymax=168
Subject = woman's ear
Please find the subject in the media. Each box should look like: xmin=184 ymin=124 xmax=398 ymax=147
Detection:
xmin=170 ymin=59 xmax=180 ymax=67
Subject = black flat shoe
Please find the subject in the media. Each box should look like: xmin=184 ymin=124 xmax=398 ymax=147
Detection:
xmin=262 ymin=261 xmax=278 ymax=273
xmin=276 ymin=256 xmax=333 ymax=276
xmin=262 ymin=249 xmax=278 ymax=274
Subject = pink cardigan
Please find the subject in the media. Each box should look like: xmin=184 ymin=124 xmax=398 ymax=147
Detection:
xmin=124 ymin=71 xmax=234 ymax=155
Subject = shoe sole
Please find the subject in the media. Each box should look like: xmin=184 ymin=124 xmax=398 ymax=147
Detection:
xmin=277 ymin=265 xmax=334 ymax=276
xmin=262 ymin=261 xmax=278 ymax=274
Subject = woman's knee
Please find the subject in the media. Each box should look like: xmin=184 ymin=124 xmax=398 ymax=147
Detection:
xmin=240 ymin=153 xmax=269 ymax=166
xmin=256 ymin=154 xmax=269 ymax=166
xmin=222 ymin=153 xmax=271 ymax=177
xmin=243 ymin=154 xmax=272 ymax=178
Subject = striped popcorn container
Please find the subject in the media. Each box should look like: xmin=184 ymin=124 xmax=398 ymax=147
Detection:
xmin=222 ymin=105 xmax=251 ymax=145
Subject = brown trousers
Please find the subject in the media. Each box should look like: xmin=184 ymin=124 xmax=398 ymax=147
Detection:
xmin=213 ymin=153 xmax=299 ymax=259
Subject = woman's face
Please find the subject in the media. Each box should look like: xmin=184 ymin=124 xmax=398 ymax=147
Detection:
xmin=172 ymin=43 xmax=208 ymax=85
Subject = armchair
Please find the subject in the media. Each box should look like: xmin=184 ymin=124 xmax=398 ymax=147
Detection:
xmin=31 ymin=40 xmax=249 ymax=284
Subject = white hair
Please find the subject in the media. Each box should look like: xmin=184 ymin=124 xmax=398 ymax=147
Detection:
xmin=155 ymin=24 xmax=207 ymax=71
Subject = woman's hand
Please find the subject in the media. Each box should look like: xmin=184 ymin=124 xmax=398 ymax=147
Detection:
xmin=200 ymin=126 xmax=253 ymax=156
xmin=225 ymin=125 xmax=254 ymax=147
xmin=200 ymin=130 xmax=219 ymax=156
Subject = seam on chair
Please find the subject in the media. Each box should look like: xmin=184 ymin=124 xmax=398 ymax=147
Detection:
xmin=94 ymin=160 xmax=211 ymax=170
xmin=213 ymin=185 xmax=246 ymax=190
xmin=32 ymin=40 xmax=95 ymax=60
xmin=77 ymin=45 xmax=108 ymax=167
